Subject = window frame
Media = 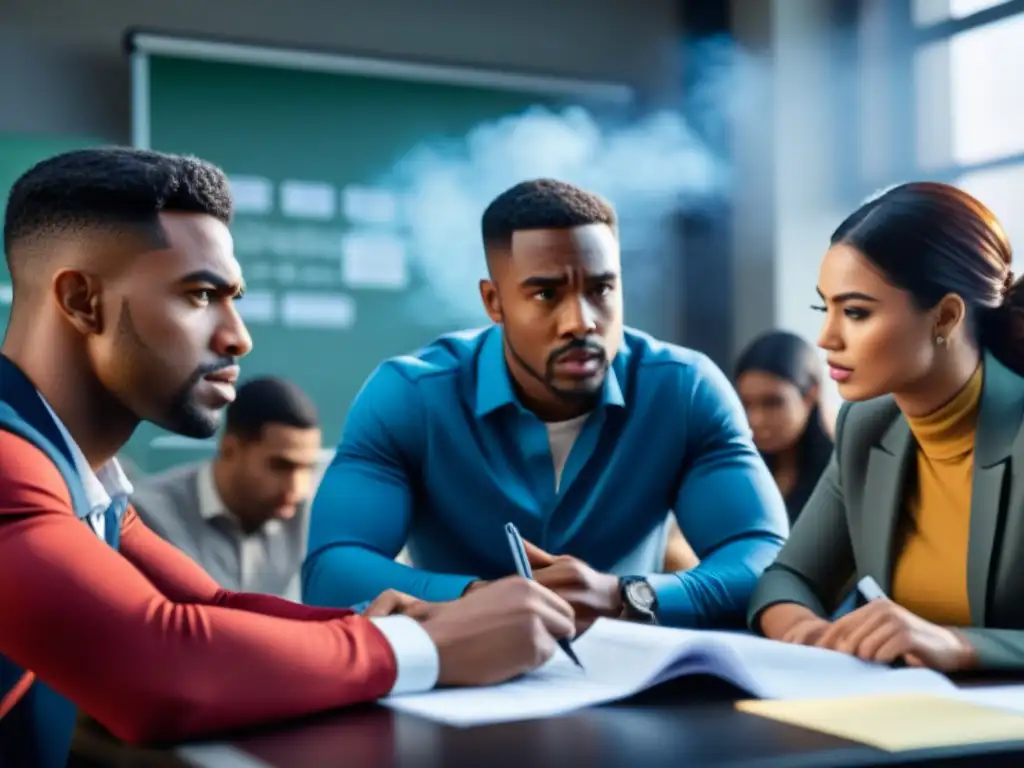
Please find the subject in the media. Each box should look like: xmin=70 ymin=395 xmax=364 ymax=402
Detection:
xmin=915 ymin=0 xmax=1024 ymax=44
xmin=906 ymin=0 xmax=1024 ymax=265
xmin=868 ymin=0 xmax=1024 ymax=191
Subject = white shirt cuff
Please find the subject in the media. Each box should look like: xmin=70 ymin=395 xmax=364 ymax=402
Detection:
xmin=369 ymin=615 xmax=439 ymax=695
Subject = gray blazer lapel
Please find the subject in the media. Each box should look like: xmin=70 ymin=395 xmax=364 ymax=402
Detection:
xmin=863 ymin=416 xmax=914 ymax=592
xmin=968 ymin=354 xmax=1024 ymax=625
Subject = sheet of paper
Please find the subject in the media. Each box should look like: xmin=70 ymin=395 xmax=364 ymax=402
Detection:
xmin=384 ymin=621 xmax=691 ymax=726
xmin=383 ymin=619 xmax=957 ymax=727
xmin=737 ymin=694 xmax=1024 ymax=752
xmin=673 ymin=625 xmax=957 ymax=700
xmin=952 ymin=684 xmax=1024 ymax=715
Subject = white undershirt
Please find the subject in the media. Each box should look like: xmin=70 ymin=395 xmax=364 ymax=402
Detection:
xmin=545 ymin=413 xmax=590 ymax=491
xmin=545 ymin=411 xmax=673 ymax=575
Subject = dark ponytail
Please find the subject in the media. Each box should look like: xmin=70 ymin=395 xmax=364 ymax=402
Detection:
xmin=832 ymin=182 xmax=1022 ymax=373
xmin=983 ymin=273 xmax=1024 ymax=374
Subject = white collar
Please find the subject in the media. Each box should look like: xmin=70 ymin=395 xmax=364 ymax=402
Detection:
xmin=40 ymin=398 xmax=134 ymax=517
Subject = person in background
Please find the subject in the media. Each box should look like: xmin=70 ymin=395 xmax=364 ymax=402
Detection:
xmin=735 ymin=331 xmax=834 ymax=524
xmin=0 ymin=148 xmax=575 ymax=768
xmin=133 ymin=376 xmax=321 ymax=601
xmin=749 ymin=182 xmax=1024 ymax=673
xmin=304 ymin=178 xmax=787 ymax=630
xmin=661 ymin=517 xmax=699 ymax=572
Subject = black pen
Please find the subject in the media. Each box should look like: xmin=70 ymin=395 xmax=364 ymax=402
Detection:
xmin=504 ymin=522 xmax=585 ymax=670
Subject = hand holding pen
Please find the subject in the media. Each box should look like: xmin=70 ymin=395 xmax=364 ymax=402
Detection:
xmin=366 ymin=576 xmax=577 ymax=687
xmin=506 ymin=522 xmax=586 ymax=670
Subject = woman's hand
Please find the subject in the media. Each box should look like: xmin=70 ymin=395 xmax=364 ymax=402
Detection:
xmin=814 ymin=598 xmax=977 ymax=672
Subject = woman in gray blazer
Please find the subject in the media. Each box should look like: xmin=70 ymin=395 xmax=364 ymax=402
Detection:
xmin=748 ymin=182 xmax=1024 ymax=673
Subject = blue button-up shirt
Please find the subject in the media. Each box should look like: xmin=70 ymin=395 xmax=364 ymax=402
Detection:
xmin=304 ymin=326 xmax=789 ymax=627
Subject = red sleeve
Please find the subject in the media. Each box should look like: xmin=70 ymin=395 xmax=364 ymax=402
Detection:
xmin=119 ymin=504 xmax=362 ymax=622
xmin=0 ymin=433 xmax=398 ymax=744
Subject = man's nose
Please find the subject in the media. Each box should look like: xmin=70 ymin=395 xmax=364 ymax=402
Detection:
xmin=286 ymin=471 xmax=313 ymax=503
xmin=214 ymin=304 xmax=253 ymax=358
xmin=558 ymin=295 xmax=598 ymax=338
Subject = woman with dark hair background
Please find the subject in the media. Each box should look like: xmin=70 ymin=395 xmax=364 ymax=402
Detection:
xmin=748 ymin=181 xmax=1024 ymax=673
xmin=735 ymin=331 xmax=834 ymax=524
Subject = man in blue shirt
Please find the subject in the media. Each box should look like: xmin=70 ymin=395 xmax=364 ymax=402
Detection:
xmin=304 ymin=179 xmax=788 ymax=628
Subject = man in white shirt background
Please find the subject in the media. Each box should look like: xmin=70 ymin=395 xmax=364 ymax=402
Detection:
xmin=133 ymin=376 xmax=322 ymax=600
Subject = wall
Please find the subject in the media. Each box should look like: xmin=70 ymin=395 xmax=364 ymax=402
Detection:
xmin=772 ymin=0 xmax=851 ymax=351
xmin=730 ymin=0 xmax=853 ymax=408
xmin=730 ymin=0 xmax=851 ymax=355
xmin=729 ymin=0 xmax=777 ymax=359
xmin=0 ymin=0 xmax=681 ymax=141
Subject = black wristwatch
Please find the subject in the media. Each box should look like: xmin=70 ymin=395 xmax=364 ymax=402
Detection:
xmin=619 ymin=576 xmax=659 ymax=624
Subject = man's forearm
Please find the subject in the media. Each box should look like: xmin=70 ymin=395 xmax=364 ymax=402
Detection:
xmin=646 ymin=534 xmax=784 ymax=628
xmin=302 ymin=545 xmax=478 ymax=608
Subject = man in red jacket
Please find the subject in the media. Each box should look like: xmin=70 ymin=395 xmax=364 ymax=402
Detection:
xmin=0 ymin=147 xmax=574 ymax=758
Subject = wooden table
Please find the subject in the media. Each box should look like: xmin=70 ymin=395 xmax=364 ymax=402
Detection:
xmin=70 ymin=676 xmax=1024 ymax=768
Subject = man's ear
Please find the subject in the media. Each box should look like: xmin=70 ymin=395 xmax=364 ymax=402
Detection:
xmin=219 ymin=432 xmax=241 ymax=461
xmin=52 ymin=269 xmax=104 ymax=335
xmin=479 ymin=278 xmax=503 ymax=324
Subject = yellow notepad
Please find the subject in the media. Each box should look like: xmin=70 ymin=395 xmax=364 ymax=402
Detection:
xmin=737 ymin=694 xmax=1024 ymax=752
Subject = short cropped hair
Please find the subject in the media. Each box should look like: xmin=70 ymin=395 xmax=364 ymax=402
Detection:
xmin=224 ymin=377 xmax=319 ymax=442
xmin=3 ymin=146 xmax=233 ymax=281
xmin=480 ymin=178 xmax=617 ymax=254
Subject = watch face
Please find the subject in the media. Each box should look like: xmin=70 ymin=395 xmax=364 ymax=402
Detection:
xmin=626 ymin=580 xmax=656 ymax=611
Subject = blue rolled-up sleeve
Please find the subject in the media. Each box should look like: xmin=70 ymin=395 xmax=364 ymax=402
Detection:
xmin=302 ymin=363 xmax=477 ymax=609
xmin=646 ymin=355 xmax=789 ymax=628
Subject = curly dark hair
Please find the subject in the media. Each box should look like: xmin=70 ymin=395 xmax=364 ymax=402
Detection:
xmin=480 ymin=178 xmax=617 ymax=259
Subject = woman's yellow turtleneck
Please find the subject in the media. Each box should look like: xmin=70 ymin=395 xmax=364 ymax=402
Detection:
xmin=891 ymin=365 xmax=983 ymax=627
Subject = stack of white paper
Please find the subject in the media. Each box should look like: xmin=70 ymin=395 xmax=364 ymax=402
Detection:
xmin=383 ymin=618 xmax=958 ymax=727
